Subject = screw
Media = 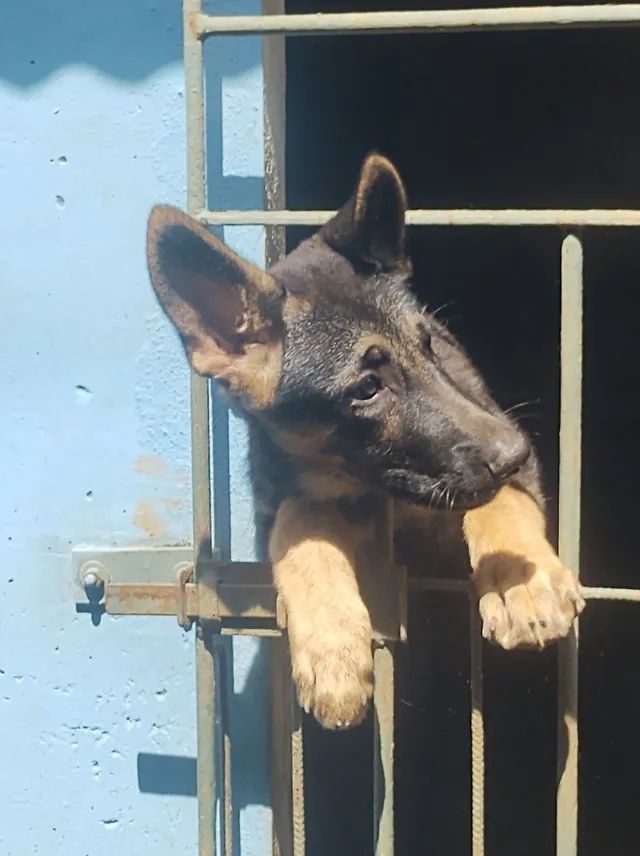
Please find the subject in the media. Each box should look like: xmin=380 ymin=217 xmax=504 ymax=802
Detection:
xmin=81 ymin=564 xmax=104 ymax=591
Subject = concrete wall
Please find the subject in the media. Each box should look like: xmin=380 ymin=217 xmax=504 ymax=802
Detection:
xmin=0 ymin=1 xmax=269 ymax=853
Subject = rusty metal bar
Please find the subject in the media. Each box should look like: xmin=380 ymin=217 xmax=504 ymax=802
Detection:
xmin=198 ymin=207 xmax=640 ymax=227
xmin=93 ymin=573 xmax=640 ymax=617
xmin=184 ymin=1 xmax=218 ymax=853
xmin=196 ymin=5 xmax=640 ymax=37
xmin=196 ymin=623 xmax=217 ymax=856
xmin=217 ymin=645 xmax=234 ymax=856
xmin=103 ymin=568 xmax=275 ymax=623
xmin=469 ymin=595 xmax=485 ymax=856
xmin=557 ymin=235 xmax=584 ymax=856
xmin=373 ymin=644 xmax=395 ymax=856
xmin=260 ymin=4 xmax=305 ymax=850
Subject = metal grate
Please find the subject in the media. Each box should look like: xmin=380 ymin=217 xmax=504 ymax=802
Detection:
xmin=185 ymin=5 xmax=640 ymax=855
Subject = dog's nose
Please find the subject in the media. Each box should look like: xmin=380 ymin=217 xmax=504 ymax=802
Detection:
xmin=485 ymin=434 xmax=531 ymax=481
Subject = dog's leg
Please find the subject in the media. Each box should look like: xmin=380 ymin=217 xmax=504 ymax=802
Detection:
xmin=269 ymin=497 xmax=374 ymax=729
xmin=463 ymin=485 xmax=585 ymax=649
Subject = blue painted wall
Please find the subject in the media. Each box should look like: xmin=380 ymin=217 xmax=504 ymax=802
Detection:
xmin=0 ymin=1 xmax=269 ymax=853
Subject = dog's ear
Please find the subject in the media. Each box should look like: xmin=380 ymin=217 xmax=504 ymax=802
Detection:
xmin=322 ymin=153 xmax=407 ymax=270
xmin=147 ymin=205 xmax=284 ymax=408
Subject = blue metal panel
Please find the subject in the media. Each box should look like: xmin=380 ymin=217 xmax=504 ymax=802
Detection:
xmin=0 ymin=1 xmax=268 ymax=853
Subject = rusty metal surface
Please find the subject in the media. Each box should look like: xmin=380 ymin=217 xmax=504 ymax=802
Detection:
xmin=85 ymin=566 xmax=640 ymax=619
xmin=103 ymin=562 xmax=275 ymax=625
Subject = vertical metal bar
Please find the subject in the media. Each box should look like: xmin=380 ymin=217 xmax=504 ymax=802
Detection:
xmin=290 ymin=699 xmax=306 ymax=856
xmin=261 ymin=4 xmax=303 ymax=855
xmin=469 ymin=596 xmax=485 ymax=856
xmin=196 ymin=624 xmax=217 ymax=856
xmin=184 ymin=2 xmax=217 ymax=854
xmin=373 ymin=643 xmax=395 ymax=856
xmin=270 ymin=637 xmax=293 ymax=856
xmin=217 ymin=645 xmax=234 ymax=856
xmin=556 ymin=234 xmax=584 ymax=856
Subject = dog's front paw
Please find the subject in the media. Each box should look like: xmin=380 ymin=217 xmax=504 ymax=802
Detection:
xmin=289 ymin=626 xmax=374 ymax=730
xmin=475 ymin=553 xmax=585 ymax=650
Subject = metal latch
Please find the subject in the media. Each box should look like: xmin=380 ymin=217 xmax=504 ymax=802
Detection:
xmin=73 ymin=546 xmax=279 ymax=635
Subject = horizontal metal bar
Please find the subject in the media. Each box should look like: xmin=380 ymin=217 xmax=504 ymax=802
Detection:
xmin=583 ymin=586 xmax=640 ymax=602
xmin=198 ymin=208 xmax=640 ymax=227
xmin=101 ymin=573 xmax=640 ymax=617
xmin=410 ymin=577 xmax=473 ymax=594
xmin=104 ymin=561 xmax=276 ymax=624
xmin=195 ymin=5 xmax=640 ymax=37
xmin=408 ymin=579 xmax=640 ymax=604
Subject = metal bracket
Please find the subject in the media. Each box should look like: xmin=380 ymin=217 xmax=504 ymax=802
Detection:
xmin=72 ymin=546 xmax=278 ymax=635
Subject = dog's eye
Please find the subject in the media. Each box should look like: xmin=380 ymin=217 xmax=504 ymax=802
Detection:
xmin=421 ymin=329 xmax=433 ymax=356
xmin=353 ymin=373 xmax=382 ymax=401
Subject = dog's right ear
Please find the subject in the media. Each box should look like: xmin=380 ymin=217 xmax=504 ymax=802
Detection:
xmin=147 ymin=205 xmax=284 ymax=409
xmin=321 ymin=153 xmax=408 ymax=271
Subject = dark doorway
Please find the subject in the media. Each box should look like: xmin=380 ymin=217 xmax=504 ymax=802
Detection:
xmin=285 ymin=2 xmax=640 ymax=854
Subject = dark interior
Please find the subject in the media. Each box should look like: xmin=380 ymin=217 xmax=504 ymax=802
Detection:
xmin=285 ymin=1 xmax=640 ymax=854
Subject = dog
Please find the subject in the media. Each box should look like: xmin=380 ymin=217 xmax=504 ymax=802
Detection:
xmin=146 ymin=152 xmax=585 ymax=730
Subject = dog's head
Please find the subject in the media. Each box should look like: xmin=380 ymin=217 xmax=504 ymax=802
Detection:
xmin=147 ymin=154 xmax=530 ymax=510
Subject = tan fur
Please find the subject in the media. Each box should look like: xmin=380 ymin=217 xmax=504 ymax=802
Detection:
xmin=269 ymin=498 xmax=374 ymax=729
xmin=190 ymin=338 xmax=282 ymax=409
xmin=354 ymin=154 xmax=407 ymax=224
xmin=268 ymin=424 xmax=365 ymax=500
xmin=147 ymin=204 xmax=284 ymax=410
xmin=463 ymin=485 xmax=585 ymax=648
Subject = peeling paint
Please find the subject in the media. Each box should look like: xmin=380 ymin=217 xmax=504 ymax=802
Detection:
xmin=132 ymin=499 xmax=166 ymax=538
xmin=132 ymin=453 xmax=187 ymax=483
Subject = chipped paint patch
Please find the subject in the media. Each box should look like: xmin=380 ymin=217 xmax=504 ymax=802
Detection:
xmin=133 ymin=453 xmax=188 ymax=485
xmin=133 ymin=499 xmax=165 ymax=538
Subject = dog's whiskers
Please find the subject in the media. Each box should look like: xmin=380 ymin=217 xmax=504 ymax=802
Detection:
xmin=504 ymin=399 xmax=540 ymax=416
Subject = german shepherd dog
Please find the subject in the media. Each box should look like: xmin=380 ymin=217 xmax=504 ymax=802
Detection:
xmin=146 ymin=153 xmax=585 ymax=730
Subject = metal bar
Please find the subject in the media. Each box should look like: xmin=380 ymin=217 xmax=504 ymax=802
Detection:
xmin=198 ymin=207 xmax=640 ymax=227
xmin=196 ymin=5 xmax=640 ymax=37
xmin=217 ymin=645 xmax=234 ymax=856
xmin=583 ymin=586 xmax=640 ymax=601
xmin=373 ymin=644 xmax=395 ymax=856
xmin=290 ymin=698 xmax=305 ymax=856
xmin=260 ymin=5 xmax=303 ymax=850
xmin=100 ymin=574 xmax=640 ymax=618
xmin=557 ymin=235 xmax=584 ymax=856
xmin=469 ymin=597 xmax=485 ymax=856
xmin=409 ymin=577 xmax=473 ymax=594
xmin=196 ymin=623 xmax=217 ymax=856
xmin=270 ymin=637 xmax=294 ymax=856
xmin=184 ymin=1 xmax=217 ymax=854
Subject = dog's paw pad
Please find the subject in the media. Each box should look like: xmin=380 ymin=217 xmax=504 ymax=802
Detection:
xmin=291 ymin=636 xmax=374 ymax=730
xmin=478 ymin=558 xmax=584 ymax=650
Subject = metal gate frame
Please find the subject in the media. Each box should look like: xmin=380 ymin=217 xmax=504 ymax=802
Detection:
xmin=74 ymin=4 xmax=640 ymax=855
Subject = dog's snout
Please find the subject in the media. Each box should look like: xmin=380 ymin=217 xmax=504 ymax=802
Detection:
xmin=485 ymin=434 xmax=531 ymax=481
xmin=452 ymin=433 xmax=531 ymax=483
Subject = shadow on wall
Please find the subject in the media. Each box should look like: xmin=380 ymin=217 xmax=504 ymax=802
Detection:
xmin=1 ymin=0 xmax=271 ymax=846
xmin=0 ymin=0 xmax=263 ymax=224
xmin=138 ymin=639 xmax=270 ymax=810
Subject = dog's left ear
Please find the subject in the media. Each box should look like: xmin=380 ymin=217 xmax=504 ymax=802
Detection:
xmin=147 ymin=205 xmax=284 ymax=409
xmin=322 ymin=153 xmax=408 ymax=270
